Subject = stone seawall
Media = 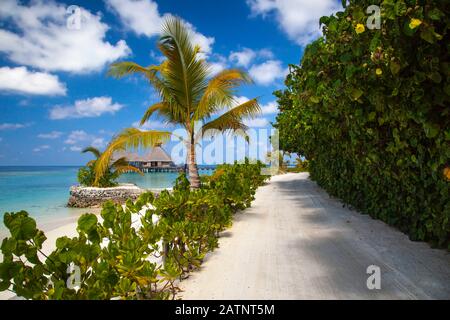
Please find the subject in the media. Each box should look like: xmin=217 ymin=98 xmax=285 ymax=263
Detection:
xmin=68 ymin=184 xmax=146 ymax=208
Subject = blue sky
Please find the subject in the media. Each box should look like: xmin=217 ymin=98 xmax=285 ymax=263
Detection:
xmin=0 ymin=0 xmax=341 ymax=165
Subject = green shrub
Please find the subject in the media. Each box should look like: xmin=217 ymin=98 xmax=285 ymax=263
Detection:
xmin=0 ymin=162 xmax=268 ymax=299
xmin=274 ymin=0 xmax=450 ymax=248
xmin=77 ymin=165 xmax=119 ymax=188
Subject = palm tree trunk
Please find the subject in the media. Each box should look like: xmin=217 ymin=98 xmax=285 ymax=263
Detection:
xmin=188 ymin=139 xmax=200 ymax=189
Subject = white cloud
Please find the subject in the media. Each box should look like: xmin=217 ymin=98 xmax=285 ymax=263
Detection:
xmin=91 ymin=138 xmax=106 ymax=149
xmin=106 ymin=0 xmax=214 ymax=56
xmin=0 ymin=123 xmax=30 ymax=130
xmin=50 ymin=96 xmax=124 ymax=120
xmin=132 ymin=120 xmax=173 ymax=130
xmin=70 ymin=146 xmax=83 ymax=152
xmin=229 ymin=48 xmax=274 ymax=67
xmin=65 ymin=130 xmax=91 ymax=145
xmin=249 ymin=60 xmax=287 ymax=85
xmin=33 ymin=145 xmax=51 ymax=152
xmin=258 ymin=49 xmax=275 ymax=59
xmin=105 ymin=0 xmax=163 ymax=37
xmin=0 ymin=67 xmax=66 ymax=96
xmin=229 ymin=48 xmax=256 ymax=67
xmin=65 ymin=130 xmax=107 ymax=152
xmin=99 ymin=129 xmax=115 ymax=136
xmin=234 ymin=96 xmax=252 ymax=106
xmin=208 ymin=55 xmax=229 ymax=76
xmin=0 ymin=0 xmax=130 ymax=73
xmin=244 ymin=117 xmax=269 ymax=127
xmin=208 ymin=62 xmax=227 ymax=76
xmin=260 ymin=101 xmax=278 ymax=114
xmin=247 ymin=0 xmax=341 ymax=45
xmin=38 ymin=131 xmax=63 ymax=139
xmin=150 ymin=50 xmax=165 ymax=63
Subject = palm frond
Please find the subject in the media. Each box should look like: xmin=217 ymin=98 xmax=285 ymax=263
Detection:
xmin=202 ymin=98 xmax=261 ymax=132
xmin=108 ymin=61 xmax=157 ymax=79
xmin=109 ymin=61 xmax=177 ymax=107
xmin=94 ymin=128 xmax=171 ymax=186
xmin=114 ymin=165 xmax=143 ymax=176
xmin=111 ymin=157 xmax=129 ymax=169
xmin=158 ymin=17 xmax=209 ymax=117
xmin=86 ymin=160 xmax=96 ymax=167
xmin=140 ymin=102 xmax=169 ymax=126
xmin=82 ymin=146 xmax=101 ymax=159
xmin=201 ymin=98 xmax=261 ymax=141
xmin=194 ymin=69 xmax=253 ymax=120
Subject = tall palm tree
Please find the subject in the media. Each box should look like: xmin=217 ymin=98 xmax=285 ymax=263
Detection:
xmin=95 ymin=17 xmax=261 ymax=188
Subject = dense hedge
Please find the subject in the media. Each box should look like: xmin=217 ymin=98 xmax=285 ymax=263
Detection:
xmin=274 ymin=0 xmax=450 ymax=248
xmin=0 ymin=161 xmax=267 ymax=299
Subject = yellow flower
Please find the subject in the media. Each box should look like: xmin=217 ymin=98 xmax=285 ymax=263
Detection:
xmin=376 ymin=68 xmax=383 ymax=76
xmin=444 ymin=167 xmax=450 ymax=181
xmin=409 ymin=18 xmax=422 ymax=29
xmin=355 ymin=23 xmax=365 ymax=34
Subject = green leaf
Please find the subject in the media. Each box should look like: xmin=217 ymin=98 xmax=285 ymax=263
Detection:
xmin=0 ymin=280 xmax=10 ymax=292
xmin=33 ymin=231 xmax=47 ymax=249
xmin=394 ymin=1 xmax=407 ymax=16
xmin=428 ymin=72 xmax=442 ymax=84
xmin=351 ymin=88 xmax=364 ymax=101
xmin=428 ymin=8 xmax=443 ymax=20
xmin=9 ymin=215 xmax=37 ymax=240
xmin=309 ymin=96 xmax=320 ymax=104
xmin=77 ymin=214 xmax=98 ymax=233
xmin=1 ymin=238 xmax=16 ymax=254
xmin=444 ymin=84 xmax=450 ymax=96
xmin=420 ymin=27 xmax=436 ymax=44
xmin=423 ymin=123 xmax=440 ymax=139
xmin=56 ymin=236 xmax=71 ymax=249
xmin=390 ymin=60 xmax=401 ymax=75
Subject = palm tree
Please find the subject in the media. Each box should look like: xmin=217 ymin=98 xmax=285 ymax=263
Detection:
xmin=82 ymin=146 xmax=142 ymax=187
xmin=95 ymin=17 xmax=261 ymax=188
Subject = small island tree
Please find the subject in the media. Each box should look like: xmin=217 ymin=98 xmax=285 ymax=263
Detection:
xmin=78 ymin=146 xmax=141 ymax=188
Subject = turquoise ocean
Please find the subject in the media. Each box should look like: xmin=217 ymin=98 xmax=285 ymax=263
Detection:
xmin=0 ymin=166 xmax=212 ymax=232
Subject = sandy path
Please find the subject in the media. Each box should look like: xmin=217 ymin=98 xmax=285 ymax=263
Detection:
xmin=180 ymin=173 xmax=450 ymax=300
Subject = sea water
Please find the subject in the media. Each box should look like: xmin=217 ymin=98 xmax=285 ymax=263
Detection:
xmin=0 ymin=166 xmax=211 ymax=232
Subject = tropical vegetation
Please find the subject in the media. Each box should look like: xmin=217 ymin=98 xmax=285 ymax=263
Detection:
xmin=274 ymin=0 xmax=450 ymax=248
xmin=0 ymin=161 xmax=268 ymax=299
xmin=77 ymin=147 xmax=141 ymax=188
xmin=94 ymin=17 xmax=261 ymax=188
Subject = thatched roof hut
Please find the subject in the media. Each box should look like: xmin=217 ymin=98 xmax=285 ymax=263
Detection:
xmin=113 ymin=146 xmax=175 ymax=168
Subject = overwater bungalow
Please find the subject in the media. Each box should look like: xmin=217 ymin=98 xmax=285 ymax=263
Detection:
xmin=114 ymin=145 xmax=182 ymax=173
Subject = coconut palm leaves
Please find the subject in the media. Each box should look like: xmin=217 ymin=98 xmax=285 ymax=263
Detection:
xmin=81 ymin=145 xmax=143 ymax=187
xmin=97 ymin=17 xmax=261 ymax=188
xmin=82 ymin=146 xmax=102 ymax=158
xmin=94 ymin=129 xmax=171 ymax=185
